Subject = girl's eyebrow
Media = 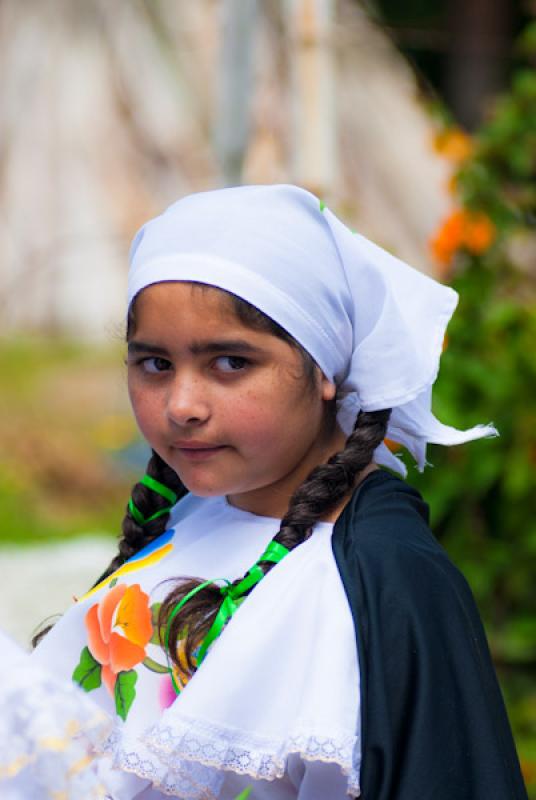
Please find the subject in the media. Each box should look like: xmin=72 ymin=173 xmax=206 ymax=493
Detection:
xmin=190 ymin=339 xmax=263 ymax=355
xmin=127 ymin=339 xmax=263 ymax=356
xmin=128 ymin=341 xmax=170 ymax=356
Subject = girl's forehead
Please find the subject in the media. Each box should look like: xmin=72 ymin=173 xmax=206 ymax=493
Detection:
xmin=131 ymin=281 xmax=261 ymax=334
xmin=137 ymin=281 xmax=240 ymax=315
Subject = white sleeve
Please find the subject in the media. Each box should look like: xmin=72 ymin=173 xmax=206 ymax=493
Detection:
xmin=0 ymin=629 xmax=113 ymax=800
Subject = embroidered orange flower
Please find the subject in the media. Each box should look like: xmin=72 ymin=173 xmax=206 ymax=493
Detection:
xmin=85 ymin=583 xmax=153 ymax=695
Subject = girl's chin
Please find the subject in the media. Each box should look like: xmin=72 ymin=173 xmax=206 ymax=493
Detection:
xmin=178 ymin=475 xmax=260 ymax=503
xmin=176 ymin=474 xmax=237 ymax=498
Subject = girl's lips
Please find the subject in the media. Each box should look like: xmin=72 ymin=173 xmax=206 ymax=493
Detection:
xmin=173 ymin=445 xmax=227 ymax=461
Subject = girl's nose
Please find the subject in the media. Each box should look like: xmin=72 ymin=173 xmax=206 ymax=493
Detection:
xmin=166 ymin=377 xmax=210 ymax=426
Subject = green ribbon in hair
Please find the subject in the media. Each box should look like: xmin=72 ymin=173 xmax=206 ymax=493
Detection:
xmin=129 ymin=474 xmax=179 ymax=526
xmin=164 ymin=539 xmax=290 ymax=693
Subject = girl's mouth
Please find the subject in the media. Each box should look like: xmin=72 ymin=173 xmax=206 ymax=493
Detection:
xmin=174 ymin=445 xmax=227 ymax=461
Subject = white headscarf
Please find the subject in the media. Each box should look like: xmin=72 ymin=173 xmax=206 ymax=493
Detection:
xmin=128 ymin=184 xmax=497 ymax=476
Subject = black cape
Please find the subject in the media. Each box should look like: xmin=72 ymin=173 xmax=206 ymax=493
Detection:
xmin=332 ymin=469 xmax=527 ymax=800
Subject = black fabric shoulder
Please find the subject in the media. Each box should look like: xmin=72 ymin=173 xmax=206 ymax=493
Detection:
xmin=332 ymin=469 xmax=528 ymax=800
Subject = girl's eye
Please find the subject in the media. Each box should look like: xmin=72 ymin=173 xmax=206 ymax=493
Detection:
xmin=141 ymin=357 xmax=171 ymax=374
xmin=214 ymin=356 xmax=249 ymax=373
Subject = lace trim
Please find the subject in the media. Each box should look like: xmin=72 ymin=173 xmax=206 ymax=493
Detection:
xmin=97 ymin=714 xmax=361 ymax=799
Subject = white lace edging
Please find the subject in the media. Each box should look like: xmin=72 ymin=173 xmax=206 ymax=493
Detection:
xmin=97 ymin=713 xmax=361 ymax=799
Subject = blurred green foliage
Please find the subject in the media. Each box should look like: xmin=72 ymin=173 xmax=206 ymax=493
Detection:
xmin=0 ymin=338 xmax=136 ymax=545
xmin=410 ymin=32 xmax=536 ymax=792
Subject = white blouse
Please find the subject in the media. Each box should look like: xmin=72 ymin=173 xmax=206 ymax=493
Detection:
xmin=32 ymin=493 xmax=361 ymax=799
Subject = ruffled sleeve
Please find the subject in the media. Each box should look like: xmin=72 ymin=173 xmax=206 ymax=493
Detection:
xmin=0 ymin=630 xmax=113 ymax=800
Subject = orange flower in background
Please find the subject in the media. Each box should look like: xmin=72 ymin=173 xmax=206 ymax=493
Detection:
xmin=85 ymin=583 xmax=153 ymax=695
xmin=432 ymin=128 xmax=473 ymax=163
xmin=463 ymin=213 xmax=496 ymax=254
xmin=430 ymin=208 xmax=496 ymax=276
xmin=429 ymin=209 xmax=466 ymax=274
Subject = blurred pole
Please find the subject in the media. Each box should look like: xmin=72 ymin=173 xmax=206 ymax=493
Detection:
xmin=215 ymin=0 xmax=258 ymax=186
xmin=286 ymin=0 xmax=337 ymax=196
xmin=445 ymin=0 xmax=512 ymax=130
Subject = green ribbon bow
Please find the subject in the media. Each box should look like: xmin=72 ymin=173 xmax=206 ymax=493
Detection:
xmin=164 ymin=540 xmax=289 ymax=693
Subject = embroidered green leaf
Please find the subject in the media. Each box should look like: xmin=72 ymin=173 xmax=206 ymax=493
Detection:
xmin=150 ymin=602 xmax=163 ymax=644
xmin=115 ymin=669 xmax=138 ymax=721
xmin=72 ymin=646 xmax=102 ymax=691
xmin=109 ymin=577 xmax=118 ymax=588
xmin=151 ymin=601 xmax=162 ymax=624
xmin=142 ymin=655 xmax=169 ymax=674
xmin=150 ymin=630 xmax=163 ymax=646
xmin=319 ymin=199 xmax=326 ymax=212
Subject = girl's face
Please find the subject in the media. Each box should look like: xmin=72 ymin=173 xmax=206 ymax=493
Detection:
xmin=127 ymin=282 xmax=343 ymax=518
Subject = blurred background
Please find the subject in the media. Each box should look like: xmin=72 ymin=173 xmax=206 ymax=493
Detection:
xmin=0 ymin=0 xmax=534 ymax=790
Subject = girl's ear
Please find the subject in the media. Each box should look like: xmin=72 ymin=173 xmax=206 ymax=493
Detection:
xmin=320 ymin=374 xmax=337 ymax=401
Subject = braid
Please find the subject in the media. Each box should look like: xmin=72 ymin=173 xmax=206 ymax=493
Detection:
xmin=31 ymin=451 xmax=184 ymax=648
xmin=92 ymin=450 xmax=185 ymax=587
xmin=274 ymin=408 xmax=391 ymax=550
xmin=160 ymin=408 xmax=391 ymax=673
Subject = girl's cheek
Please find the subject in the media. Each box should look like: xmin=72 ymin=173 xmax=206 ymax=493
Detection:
xmin=127 ymin=374 xmax=142 ymax=407
xmin=128 ymin=388 xmax=159 ymax=434
xmin=239 ymin=407 xmax=285 ymax=445
xmin=128 ymin=376 xmax=158 ymax=409
xmin=128 ymin=388 xmax=145 ymax=422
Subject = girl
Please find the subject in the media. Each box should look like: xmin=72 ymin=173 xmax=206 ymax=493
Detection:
xmin=32 ymin=184 xmax=527 ymax=800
